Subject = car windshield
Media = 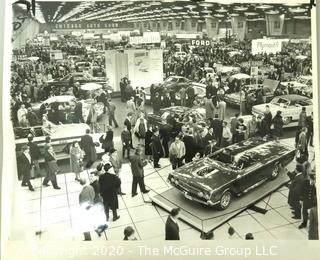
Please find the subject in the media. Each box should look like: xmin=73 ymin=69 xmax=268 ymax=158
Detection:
xmin=270 ymin=97 xmax=290 ymax=106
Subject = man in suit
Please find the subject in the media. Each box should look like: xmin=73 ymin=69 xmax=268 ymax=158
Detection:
xmin=80 ymin=129 xmax=98 ymax=168
xmin=130 ymin=148 xmax=150 ymax=197
xmin=211 ymin=114 xmax=223 ymax=146
xmin=306 ymin=112 xmax=313 ymax=147
xmin=106 ymin=99 xmax=119 ymax=128
xmin=165 ymin=208 xmax=180 ymax=240
xmin=287 ymin=165 xmax=304 ymax=219
xmin=18 ymin=145 xmax=34 ymax=191
xmin=43 ymin=146 xmax=61 ymax=189
xmin=99 ymin=163 xmax=121 ymax=222
xmin=299 ymin=171 xmax=317 ymax=229
xmin=124 ymin=112 xmax=134 ymax=149
xmin=151 ymin=128 xmax=164 ymax=168
xmin=27 ymin=135 xmax=41 ymax=178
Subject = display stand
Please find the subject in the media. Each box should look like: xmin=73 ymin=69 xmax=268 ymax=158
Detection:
xmin=151 ymin=169 xmax=291 ymax=233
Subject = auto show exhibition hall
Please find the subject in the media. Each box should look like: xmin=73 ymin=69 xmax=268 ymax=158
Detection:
xmin=6 ymin=1 xmax=317 ymax=242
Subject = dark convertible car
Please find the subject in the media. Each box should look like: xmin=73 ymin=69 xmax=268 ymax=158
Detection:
xmin=47 ymin=72 xmax=107 ymax=89
xmin=168 ymin=138 xmax=295 ymax=209
xmin=147 ymin=106 xmax=206 ymax=136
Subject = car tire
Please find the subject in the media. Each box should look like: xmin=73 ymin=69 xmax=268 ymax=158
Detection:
xmin=283 ymin=117 xmax=292 ymax=125
xmin=218 ymin=190 xmax=232 ymax=210
xmin=270 ymin=162 xmax=280 ymax=180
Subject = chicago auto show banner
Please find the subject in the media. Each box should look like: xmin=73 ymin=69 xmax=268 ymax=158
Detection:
xmin=125 ymin=49 xmax=163 ymax=88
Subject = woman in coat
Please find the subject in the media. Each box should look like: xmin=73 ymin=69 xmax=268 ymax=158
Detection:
xmin=70 ymin=141 xmax=84 ymax=181
xmin=109 ymin=148 xmax=125 ymax=195
xmin=133 ymin=116 xmax=147 ymax=146
xmin=99 ymin=126 xmax=114 ymax=153
xmin=86 ymin=103 xmax=98 ymax=133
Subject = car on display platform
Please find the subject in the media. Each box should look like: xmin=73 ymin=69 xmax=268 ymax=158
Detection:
xmin=147 ymin=106 xmax=206 ymax=135
xmin=224 ymin=79 xmax=280 ymax=107
xmin=167 ymin=137 xmax=295 ymax=210
xmin=251 ymin=94 xmax=313 ymax=127
xmin=280 ymin=75 xmax=313 ymax=98
xmin=145 ymin=76 xmax=206 ymax=103
xmin=75 ymin=61 xmax=92 ymax=72
xmin=32 ymin=95 xmax=105 ymax=123
xmin=47 ymin=72 xmax=108 ymax=90
xmin=14 ymin=123 xmax=90 ymax=156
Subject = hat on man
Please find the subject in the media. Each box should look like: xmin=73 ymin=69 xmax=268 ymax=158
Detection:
xmin=104 ymin=163 xmax=112 ymax=172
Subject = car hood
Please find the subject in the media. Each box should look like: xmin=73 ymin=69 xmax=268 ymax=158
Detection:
xmin=252 ymin=103 xmax=280 ymax=116
xmin=170 ymin=158 xmax=235 ymax=192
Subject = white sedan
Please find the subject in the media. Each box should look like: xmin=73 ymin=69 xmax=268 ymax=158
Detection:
xmin=251 ymin=94 xmax=313 ymax=128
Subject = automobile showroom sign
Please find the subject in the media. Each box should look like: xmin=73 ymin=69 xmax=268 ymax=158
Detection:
xmin=251 ymin=39 xmax=283 ymax=54
xmin=190 ymin=39 xmax=211 ymax=46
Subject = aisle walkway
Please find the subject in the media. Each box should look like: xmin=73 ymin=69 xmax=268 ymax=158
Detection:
xmin=18 ymin=138 xmax=313 ymax=240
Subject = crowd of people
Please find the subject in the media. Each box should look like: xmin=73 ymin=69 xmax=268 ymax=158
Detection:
xmin=14 ymin=34 xmax=317 ymax=241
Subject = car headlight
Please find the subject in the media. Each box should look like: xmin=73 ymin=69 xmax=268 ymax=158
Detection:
xmin=197 ymin=191 xmax=204 ymax=198
xmin=204 ymin=194 xmax=210 ymax=200
xmin=174 ymin=179 xmax=179 ymax=185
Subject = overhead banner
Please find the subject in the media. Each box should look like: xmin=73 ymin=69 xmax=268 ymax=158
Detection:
xmin=240 ymin=61 xmax=264 ymax=67
xmin=266 ymin=14 xmax=285 ymax=36
xmin=251 ymin=39 xmax=283 ymax=55
xmin=129 ymin=32 xmax=160 ymax=44
xmin=190 ymin=39 xmax=211 ymax=46
xmin=125 ymin=49 xmax=163 ymax=88
xmin=231 ymin=16 xmax=247 ymax=41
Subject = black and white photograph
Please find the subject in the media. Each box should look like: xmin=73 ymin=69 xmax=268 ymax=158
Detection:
xmin=2 ymin=0 xmax=319 ymax=247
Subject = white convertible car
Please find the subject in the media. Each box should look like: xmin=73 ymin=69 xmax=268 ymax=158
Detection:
xmin=252 ymin=94 xmax=313 ymax=128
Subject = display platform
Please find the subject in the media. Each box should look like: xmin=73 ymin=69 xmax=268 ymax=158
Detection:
xmin=151 ymin=165 xmax=294 ymax=233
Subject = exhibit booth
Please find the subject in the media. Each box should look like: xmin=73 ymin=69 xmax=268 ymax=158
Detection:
xmin=105 ymin=48 xmax=163 ymax=92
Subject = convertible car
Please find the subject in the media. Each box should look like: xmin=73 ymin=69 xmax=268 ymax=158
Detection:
xmin=168 ymin=138 xmax=295 ymax=209
xmin=32 ymin=95 xmax=105 ymax=123
xmin=224 ymin=79 xmax=279 ymax=107
xmin=252 ymin=94 xmax=313 ymax=127
xmin=15 ymin=123 xmax=90 ymax=154
xmin=145 ymin=76 xmax=206 ymax=104
xmin=47 ymin=72 xmax=110 ymax=92
xmin=147 ymin=106 xmax=206 ymax=136
xmin=280 ymin=75 xmax=313 ymax=98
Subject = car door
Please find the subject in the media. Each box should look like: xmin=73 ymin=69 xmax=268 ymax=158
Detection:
xmin=233 ymin=161 xmax=269 ymax=194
